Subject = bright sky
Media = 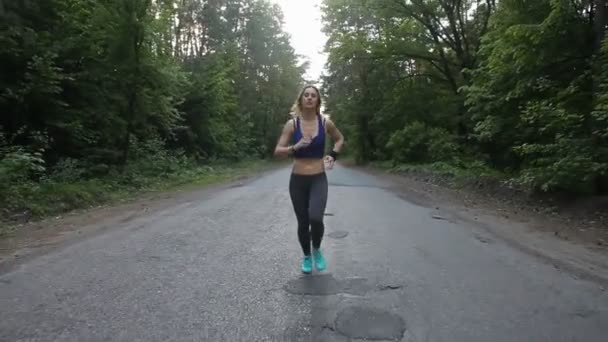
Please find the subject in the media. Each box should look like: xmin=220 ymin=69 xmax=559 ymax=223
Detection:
xmin=270 ymin=0 xmax=327 ymax=82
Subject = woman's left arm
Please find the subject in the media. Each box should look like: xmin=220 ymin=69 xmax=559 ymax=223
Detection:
xmin=325 ymin=118 xmax=345 ymax=159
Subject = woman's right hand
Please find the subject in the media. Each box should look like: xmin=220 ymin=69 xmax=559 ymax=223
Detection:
xmin=293 ymin=136 xmax=312 ymax=150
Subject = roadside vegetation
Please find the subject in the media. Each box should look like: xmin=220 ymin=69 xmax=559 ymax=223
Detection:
xmin=322 ymin=0 xmax=608 ymax=198
xmin=1 ymin=0 xmax=305 ymax=233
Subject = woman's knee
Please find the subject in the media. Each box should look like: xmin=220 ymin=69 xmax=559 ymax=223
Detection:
xmin=308 ymin=214 xmax=324 ymax=227
xmin=308 ymin=203 xmax=326 ymax=225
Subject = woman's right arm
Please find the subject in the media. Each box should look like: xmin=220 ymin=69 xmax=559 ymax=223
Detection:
xmin=274 ymin=119 xmax=295 ymax=158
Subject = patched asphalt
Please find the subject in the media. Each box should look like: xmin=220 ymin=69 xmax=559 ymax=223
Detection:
xmin=1 ymin=164 xmax=608 ymax=341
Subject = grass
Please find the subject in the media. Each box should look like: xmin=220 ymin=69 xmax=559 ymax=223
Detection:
xmin=0 ymin=158 xmax=285 ymax=237
xmin=358 ymin=158 xmax=508 ymax=188
xmin=386 ymin=161 xmax=503 ymax=178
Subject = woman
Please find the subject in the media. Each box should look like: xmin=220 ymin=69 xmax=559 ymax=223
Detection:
xmin=274 ymin=85 xmax=345 ymax=274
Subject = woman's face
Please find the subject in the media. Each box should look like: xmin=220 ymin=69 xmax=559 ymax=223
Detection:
xmin=301 ymin=87 xmax=319 ymax=110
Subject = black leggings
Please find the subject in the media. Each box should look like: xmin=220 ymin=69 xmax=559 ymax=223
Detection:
xmin=289 ymin=172 xmax=328 ymax=256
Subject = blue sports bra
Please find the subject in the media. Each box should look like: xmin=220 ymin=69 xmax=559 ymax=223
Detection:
xmin=292 ymin=115 xmax=325 ymax=159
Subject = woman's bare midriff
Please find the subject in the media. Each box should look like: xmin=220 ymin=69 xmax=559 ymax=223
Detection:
xmin=292 ymin=158 xmax=326 ymax=175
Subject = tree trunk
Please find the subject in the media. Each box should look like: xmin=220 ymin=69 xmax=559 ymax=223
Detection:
xmin=593 ymin=0 xmax=608 ymax=97
xmin=120 ymin=11 xmax=144 ymax=167
xmin=121 ymin=89 xmax=137 ymax=167
xmin=595 ymin=0 xmax=607 ymax=54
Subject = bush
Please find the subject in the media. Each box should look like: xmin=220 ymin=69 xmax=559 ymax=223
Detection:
xmin=512 ymin=100 xmax=608 ymax=194
xmin=386 ymin=121 xmax=458 ymax=164
xmin=0 ymin=135 xmax=268 ymax=228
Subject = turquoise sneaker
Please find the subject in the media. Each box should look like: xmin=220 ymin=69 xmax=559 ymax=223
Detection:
xmin=301 ymin=256 xmax=312 ymax=274
xmin=313 ymin=248 xmax=326 ymax=271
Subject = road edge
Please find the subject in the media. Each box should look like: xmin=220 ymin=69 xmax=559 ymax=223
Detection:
xmin=0 ymin=160 xmax=290 ymax=275
xmin=347 ymin=162 xmax=608 ymax=288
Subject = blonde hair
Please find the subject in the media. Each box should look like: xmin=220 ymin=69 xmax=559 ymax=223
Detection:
xmin=290 ymin=85 xmax=322 ymax=118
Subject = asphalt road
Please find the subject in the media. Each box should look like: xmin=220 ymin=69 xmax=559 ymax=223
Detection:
xmin=1 ymin=164 xmax=607 ymax=341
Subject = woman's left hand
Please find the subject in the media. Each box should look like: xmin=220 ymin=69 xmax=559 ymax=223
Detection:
xmin=324 ymin=155 xmax=335 ymax=169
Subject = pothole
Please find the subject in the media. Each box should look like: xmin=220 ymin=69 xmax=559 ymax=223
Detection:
xmin=284 ymin=274 xmax=371 ymax=296
xmin=284 ymin=274 xmax=342 ymax=295
xmin=378 ymin=284 xmax=403 ymax=291
xmin=570 ymin=308 xmax=598 ymax=318
xmin=474 ymin=234 xmax=494 ymax=244
xmin=341 ymin=277 xmax=372 ymax=296
xmin=327 ymin=231 xmax=349 ymax=239
xmin=335 ymin=306 xmax=406 ymax=341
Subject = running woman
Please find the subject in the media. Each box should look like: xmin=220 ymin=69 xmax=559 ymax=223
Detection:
xmin=274 ymin=85 xmax=345 ymax=273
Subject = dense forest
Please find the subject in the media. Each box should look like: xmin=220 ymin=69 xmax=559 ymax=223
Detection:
xmin=1 ymin=0 xmax=307 ymax=222
xmin=1 ymin=0 xmax=608 ymax=226
xmin=321 ymin=0 xmax=608 ymax=195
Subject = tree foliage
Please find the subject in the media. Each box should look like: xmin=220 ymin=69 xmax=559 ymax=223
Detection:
xmin=322 ymin=0 xmax=608 ymax=194
xmin=1 ymin=0 xmax=306 ymax=171
xmin=0 ymin=0 xmax=308 ymax=220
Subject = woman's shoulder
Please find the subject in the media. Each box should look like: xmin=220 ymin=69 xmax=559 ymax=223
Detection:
xmin=283 ymin=115 xmax=297 ymax=131
xmin=320 ymin=114 xmax=334 ymax=127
